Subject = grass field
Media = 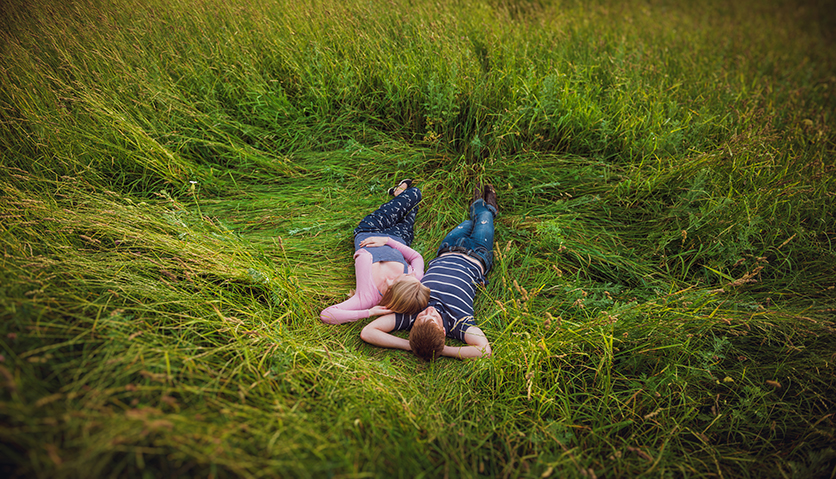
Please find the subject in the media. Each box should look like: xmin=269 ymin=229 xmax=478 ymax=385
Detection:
xmin=1 ymin=0 xmax=835 ymax=477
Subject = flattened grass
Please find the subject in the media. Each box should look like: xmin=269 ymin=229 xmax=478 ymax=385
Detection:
xmin=1 ymin=0 xmax=835 ymax=477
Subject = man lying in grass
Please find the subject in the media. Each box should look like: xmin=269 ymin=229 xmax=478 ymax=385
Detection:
xmin=361 ymin=183 xmax=498 ymax=360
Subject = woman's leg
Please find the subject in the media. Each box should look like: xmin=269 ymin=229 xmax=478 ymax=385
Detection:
xmin=386 ymin=203 xmax=419 ymax=245
xmin=353 ymin=187 xmax=422 ymax=244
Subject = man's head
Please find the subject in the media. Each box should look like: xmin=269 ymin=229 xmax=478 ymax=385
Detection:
xmin=408 ymin=306 xmax=446 ymax=361
xmin=380 ymin=274 xmax=430 ymax=314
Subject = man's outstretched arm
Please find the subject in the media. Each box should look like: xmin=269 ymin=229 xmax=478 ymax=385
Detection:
xmin=441 ymin=326 xmax=492 ymax=359
xmin=360 ymin=314 xmax=411 ymax=352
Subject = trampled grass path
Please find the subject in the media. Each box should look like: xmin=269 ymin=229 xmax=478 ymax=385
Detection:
xmin=1 ymin=0 xmax=834 ymax=477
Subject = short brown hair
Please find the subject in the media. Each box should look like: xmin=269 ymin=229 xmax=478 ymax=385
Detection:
xmin=381 ymin=279 xmax=430 ymax=315
xmin=408 ymin=318 xmax=445 ymax=361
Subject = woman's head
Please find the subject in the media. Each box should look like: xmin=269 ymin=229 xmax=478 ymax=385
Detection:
xmin=380 ymin=275 xmax=430 ymax=314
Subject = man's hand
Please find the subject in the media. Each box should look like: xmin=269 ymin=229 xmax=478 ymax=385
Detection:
xmin=359 ymin=236 xmax=389 ymax=248
xmin=441 ymin=326 xmax=491 ymax=359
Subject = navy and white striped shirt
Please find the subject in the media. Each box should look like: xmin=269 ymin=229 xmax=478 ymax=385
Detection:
xmin=393 ymin=254 xmax=485 ymax=341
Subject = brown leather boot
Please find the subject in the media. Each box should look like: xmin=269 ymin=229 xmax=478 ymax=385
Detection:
xmin=484 ymin=183 xmax=498 ymax=212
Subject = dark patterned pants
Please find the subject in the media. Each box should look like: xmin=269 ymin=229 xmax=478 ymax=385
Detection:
xmin=353 ymin=187 xmax=421 ymax=246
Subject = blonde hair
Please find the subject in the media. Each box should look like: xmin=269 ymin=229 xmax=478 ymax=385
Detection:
xmin=409 ymin=318 xmax=445 ymax=361
xmin=380 ymin=279 xmax=430 ymax=314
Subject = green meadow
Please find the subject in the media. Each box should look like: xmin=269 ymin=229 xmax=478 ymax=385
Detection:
xmin=1 ymin=0 xmax=834 ymax=476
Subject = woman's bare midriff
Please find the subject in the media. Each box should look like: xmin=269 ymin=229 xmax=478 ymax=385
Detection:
xmin=439 ymin=251 xmax=484 ymax=274
xmin=372 ymin=260 xmax=408 ymax=293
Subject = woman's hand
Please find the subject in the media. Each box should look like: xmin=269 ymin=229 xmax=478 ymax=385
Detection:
xmin=359 ymin=236 xmax=388 ymax=248
xmin=369 ymin=305 xmax=393 ymax=317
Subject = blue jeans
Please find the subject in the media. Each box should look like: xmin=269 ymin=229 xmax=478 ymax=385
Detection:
xmin=353 ymin=187 xmax=421 ymax=246
xmin=437 ymin=199 xmax=496 ymax=273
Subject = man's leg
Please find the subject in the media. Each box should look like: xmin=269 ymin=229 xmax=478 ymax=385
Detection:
xmin=469 ymin=199 xmax=495 ymax=246
xmin=466 ymin=198 xmax=496 ymax=272
xmin=436 ymin=202 xmax=496 ymax=268
xmin=437 ymin=219 xmax=474 ymax=252
xmin=354 ymin=187 xmax=422 ymax=244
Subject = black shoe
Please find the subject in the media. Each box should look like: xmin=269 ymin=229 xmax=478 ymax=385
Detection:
xmin=484 ymin=183 xmax=498 ymax=212
xmin=388 ymin=178 xmax=413 ymax=196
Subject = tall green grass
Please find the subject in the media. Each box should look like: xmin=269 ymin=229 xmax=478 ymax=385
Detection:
xmin=1 ymin=0 xmax=834 ymax=477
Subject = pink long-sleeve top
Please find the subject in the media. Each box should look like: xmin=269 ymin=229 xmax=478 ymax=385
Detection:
xmin=320 ymin=237 xmax=424 ymax=324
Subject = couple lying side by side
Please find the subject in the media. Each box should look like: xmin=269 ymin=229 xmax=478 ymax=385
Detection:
xmin=320 ymin=180 xmax=498 ymax=360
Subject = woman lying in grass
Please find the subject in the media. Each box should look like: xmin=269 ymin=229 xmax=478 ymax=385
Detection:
xmin=320 ymin=179 xmax=431 ymax=324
